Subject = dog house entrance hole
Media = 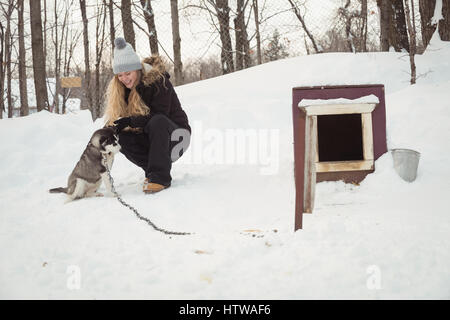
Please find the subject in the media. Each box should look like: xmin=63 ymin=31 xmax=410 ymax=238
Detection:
xmin=317 ymin=114 xmax=364 ymax=162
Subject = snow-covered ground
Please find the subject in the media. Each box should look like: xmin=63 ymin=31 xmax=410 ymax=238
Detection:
xmin=1 ymin=35 xmax=449 ymax=299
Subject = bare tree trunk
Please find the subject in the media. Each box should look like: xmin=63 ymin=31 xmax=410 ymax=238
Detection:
xmin=404 ymin=0 xmax=416 ymax=84
xmin=234 ymin=20 xmax=243 ymax=70
xmin=287 ymin=0 xmax=320 ymax=53
xmin=95 ymin=2 xmax=107 ymax=119
xmin=18 ymin=0 xmax=29 ymax=116
xmin=53 ymin=0 xmax=60 ymax=114
xmin=140 ymin=0 xmax=159 ymax=54
xmin=234 ymin=0 xmax=251 ymax=70
xmin=304 ymin=35 xmax=310 ymax=54
xmin=378 ymin=0 xmax=390 ymax=51
xmin=62 ymin=3 xmax=80 ymax=115
xmin=53 ymin=0 xmax=71 ymax=115
xmin=391 ymin=0 xmax=409 ymax=52
xmin=0 ymin=22 xmax=4 ymax=119
xmin=241 ymin=2 xmax=251 ymax=69
xmin=106 ymin=0 xmax=115 ymax=56
xmin=419 ymin=0 xmax=437 ymax=48
xmin=6 ymin=30 xmax=12 ymax=118
xmin=439 ymin=0 xmax=450 ymax=41
xmin=62 ymin=23 xmax=69 ymax=114
xmin=0 ymin=1 xmax=17 ymax=117
xmin=170 ymin=0 xmax=183 ymax=85
xmin=43 ymin=0 xmax=47 ymax=62
xmin=215 ymin=0 xmax=234 ymax=74
xmin=252 ymin=0 xmax=262 ymax=64
xmin=234 ymin=4 xmax=244 ymax=70
xmin=121 ymin=0 xmax=136 ymax=49
xmin=342 ymin=0 xmax=354 ymax=52
xmin=79 ymin=0 xmax=94 ymax=119
xmin=361 ymin=0 xmax=368 ymax=51
xmin=377 ymin=0 xmax=409 ymax=52
xmin=30 ymin=0 xmax=49 ymax=112
xmin=4 ymin=1 xmax=13 ymax=118
xmin=411 ymin=1 xmax=417 ymax=51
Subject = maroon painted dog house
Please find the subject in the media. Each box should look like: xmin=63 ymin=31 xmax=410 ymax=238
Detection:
xmin=292 ymin=85 xmax=387 ymax=231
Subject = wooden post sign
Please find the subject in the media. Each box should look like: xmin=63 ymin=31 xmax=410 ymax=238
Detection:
xmin=61 ymin=77 xmax=82 ymax=88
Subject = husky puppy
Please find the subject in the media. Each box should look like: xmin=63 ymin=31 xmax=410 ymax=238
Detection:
xmin=49 ymin=127 xmax=121 ymax=203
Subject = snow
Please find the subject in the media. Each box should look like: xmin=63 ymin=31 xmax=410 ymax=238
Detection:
xmin=64 ymin=99 xmax=82 ymax=114
xmin=298 ymin=94 xmax=380 ymax=107
xmin=432 ymin=0 xmax=443 ymax=25
xmin=1 ymin=36 xmax=450 ymax=299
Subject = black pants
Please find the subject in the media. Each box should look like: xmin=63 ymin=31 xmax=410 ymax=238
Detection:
xmin=118 ymin=114 xmax=189 ymax=186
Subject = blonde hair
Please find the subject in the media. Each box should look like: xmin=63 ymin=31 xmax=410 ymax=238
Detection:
xmin=104 ymin=70 xmax=149 ymax=127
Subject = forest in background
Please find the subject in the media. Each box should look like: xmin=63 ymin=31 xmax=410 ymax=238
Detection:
xmin=0 ymin=0 xmax=449 ymax=120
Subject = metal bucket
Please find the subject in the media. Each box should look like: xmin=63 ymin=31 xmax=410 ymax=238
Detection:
xmin=391 ymin=148 xmax=421 ymax=182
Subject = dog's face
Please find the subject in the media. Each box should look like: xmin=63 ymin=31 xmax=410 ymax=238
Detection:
xmin=92 ymin=127 xmax=121 ymax=154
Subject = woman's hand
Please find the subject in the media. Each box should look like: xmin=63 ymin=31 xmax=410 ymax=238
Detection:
xmin=114 ymin=115 xmax=152 ymax=132
xmin=114 ymin=117 xmax=132 ymax=132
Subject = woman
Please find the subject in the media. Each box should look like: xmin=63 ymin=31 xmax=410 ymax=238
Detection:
xmin=104 ymin=37 xmax=191 ymax=193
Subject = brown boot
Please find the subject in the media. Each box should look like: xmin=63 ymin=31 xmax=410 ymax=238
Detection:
xmin=143 ymin=179 xmax=169 ymax=193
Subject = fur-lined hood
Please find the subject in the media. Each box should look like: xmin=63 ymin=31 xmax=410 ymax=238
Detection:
xmin=140 ymin=55 xmax=167 ymax=86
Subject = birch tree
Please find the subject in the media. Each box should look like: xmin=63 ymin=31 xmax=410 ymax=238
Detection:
xmin=404 ymin=0 xmax=417 ymax=84
xmin=140 ymin=0 xmax=159 ymax=54
xmin=421 ymin=0 xmax=450 ymax=43
xmin=171 ymin=0 xmax=183 ymax=85
xmin=121 ymin=0 xmax=136 ymax=49
xmin=18 ymin=0 xmax=28 ymax=116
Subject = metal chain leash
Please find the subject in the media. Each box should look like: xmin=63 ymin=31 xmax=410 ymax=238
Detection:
xmin=103 ymin=156 xmax=192 ymax=236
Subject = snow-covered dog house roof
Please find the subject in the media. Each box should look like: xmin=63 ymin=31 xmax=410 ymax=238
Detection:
xmin=292 ymin=85 xmax=387 ymax=230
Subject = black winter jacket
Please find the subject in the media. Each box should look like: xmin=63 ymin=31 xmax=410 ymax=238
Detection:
xmin=124 ymin=56 xmax=191 ymax=133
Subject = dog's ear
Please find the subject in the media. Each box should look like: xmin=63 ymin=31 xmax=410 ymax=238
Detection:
xmin=98 ymin=136 xmax=107 ymax=151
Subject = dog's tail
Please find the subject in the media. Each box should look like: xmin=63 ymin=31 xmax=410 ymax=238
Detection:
xmin=49 ymin=187 xmax=68 ymax=194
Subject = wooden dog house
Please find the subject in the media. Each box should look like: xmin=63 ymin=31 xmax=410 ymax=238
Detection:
xmin=292 ymin=85 xmax=387 ymax=230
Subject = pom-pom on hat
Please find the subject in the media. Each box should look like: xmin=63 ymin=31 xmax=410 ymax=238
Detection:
xmin=113 ymin=37 xmax=142 ymax=74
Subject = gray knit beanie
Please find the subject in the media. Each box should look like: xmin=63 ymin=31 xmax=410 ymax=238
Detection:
xmin=113 ymin=37 xmax=142 ymax=74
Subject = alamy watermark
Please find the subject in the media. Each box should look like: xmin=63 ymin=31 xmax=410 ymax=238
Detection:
xmin=66 ymin=265 xmax=81 ymax=290
xmin=366 ymin=265 xmax=382 ymax=290
xmin=171 ymin=121 xmax=280 ymax=175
